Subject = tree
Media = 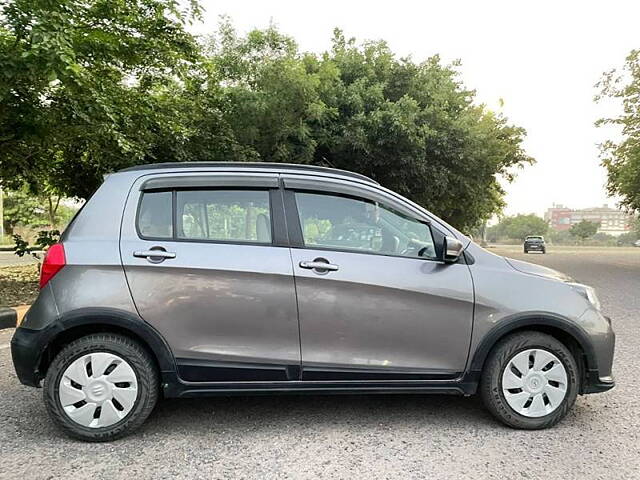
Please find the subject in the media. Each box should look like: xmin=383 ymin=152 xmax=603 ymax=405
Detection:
xmin=309 ymin=31 xmax=533 ymax=230
xmin=2 ymin=186 xmax=78 ymax=235
xmin=548 ymin=229 xmax=575 ymax=246
xmin=616 ymin=217 xmax=640 ymax=245
xmin=570 ymin=220 xmax=599 ymax=241
xmin=488 ymin=214 xmax=548 ymax=241
xmin=1 ymin=10 xmax=534 ymax=231
xmin=0 ymin=0 xmax=202 ymax=199
xmin=2 ymin=188 xmax=46 ymax=235
xmin=596 ymin=50 xmax=640 ymax=214
xmin=617 ymin=231 xmax=639 ymax=245
xmin=183 ymin=24 xmax=534 ymax=230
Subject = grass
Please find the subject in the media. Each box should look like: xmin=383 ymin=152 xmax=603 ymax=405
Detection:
xmin=0 ymin=264 xmax=39 ymax=307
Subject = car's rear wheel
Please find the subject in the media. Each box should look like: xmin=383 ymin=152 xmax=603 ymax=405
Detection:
xmin=480 ymin=331 xmax=579 ymax=429
xmin=44 ymin=333 xmax=159 ymax=442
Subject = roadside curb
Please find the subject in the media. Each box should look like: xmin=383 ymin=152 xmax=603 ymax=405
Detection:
xmin=0 ymin=305 xmax=30 ymax=330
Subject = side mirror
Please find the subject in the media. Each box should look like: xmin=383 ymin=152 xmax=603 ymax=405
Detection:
xmin=443 ymin=236 xmax=464 ymax=263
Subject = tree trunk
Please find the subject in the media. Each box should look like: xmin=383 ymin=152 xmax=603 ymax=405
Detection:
xmin=47 ymin=195 xmax=61 ymax=227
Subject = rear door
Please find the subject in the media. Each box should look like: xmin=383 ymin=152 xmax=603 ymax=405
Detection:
xmin=120 ymin=172 xmax=301 ymax=382
xmin=283 ymin=176 xmax=475 ymax=380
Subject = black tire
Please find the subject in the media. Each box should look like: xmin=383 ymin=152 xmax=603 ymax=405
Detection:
xmin=44 ymin=333 xmax=159 ymax=442
xmin=523 ymin=249 xmax=528 ymax=254
xmin=480 ymin=331 xmax=579 ymax=429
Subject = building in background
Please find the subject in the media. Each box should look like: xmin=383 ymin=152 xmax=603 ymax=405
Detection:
xmin=545 ymin=204 xmax=634 ymax=236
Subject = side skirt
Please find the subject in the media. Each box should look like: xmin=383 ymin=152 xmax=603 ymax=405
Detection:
xmin=161 ymin=372 xmax=478 ymax=398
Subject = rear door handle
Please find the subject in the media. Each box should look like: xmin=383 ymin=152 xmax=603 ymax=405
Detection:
xmin=299 ymin=260 xmax=339 ymax=272
xmin=133 ymin=249 xmax=176 ymax=262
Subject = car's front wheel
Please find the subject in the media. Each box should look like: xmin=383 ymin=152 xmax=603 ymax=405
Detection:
xmin=44 ymin=333 xmax=159 ymax=442
xmin=480 ymin=331 xmax=579 ymax=429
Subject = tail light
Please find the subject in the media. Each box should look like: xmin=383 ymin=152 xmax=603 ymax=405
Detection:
xmin=40 ymin=243 xmax=66 ymax=289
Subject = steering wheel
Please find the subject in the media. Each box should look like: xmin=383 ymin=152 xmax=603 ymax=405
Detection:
xmin=417 ymin=245 xmax=435 ymax=258
xmin=400 ymin=240 xmax=422 ymax=257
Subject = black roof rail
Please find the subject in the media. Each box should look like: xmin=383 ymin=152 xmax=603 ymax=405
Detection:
xmin=118 ymin=162 xmax=378 ymax=185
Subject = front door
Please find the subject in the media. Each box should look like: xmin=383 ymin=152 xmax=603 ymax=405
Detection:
xmin=285 ymin=186 xmax=474 ymax=380
xmin=120 ymin=173 xmax=300 ymax=382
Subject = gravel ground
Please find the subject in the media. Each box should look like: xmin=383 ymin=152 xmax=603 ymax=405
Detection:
xmin=0 ymin=264 xmax=39 ymax=307
xmin=1 ymin=247 xmax=639 ymax=479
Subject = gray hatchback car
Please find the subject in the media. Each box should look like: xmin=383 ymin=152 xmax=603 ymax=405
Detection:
xmin=11 ymin=162 xmax=615 ymax=441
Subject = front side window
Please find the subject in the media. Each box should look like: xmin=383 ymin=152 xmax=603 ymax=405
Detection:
xmin=177 ymin=190 xmax=272 ymax=243
xmin=294 ymin=191 xmax=436 ymax=259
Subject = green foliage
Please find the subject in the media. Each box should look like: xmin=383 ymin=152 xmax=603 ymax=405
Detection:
xmin=2 ymin=187 xmax=78 ymax=234
xmin=158 ymin=23 xmax=534 ymax=230
xmin=589 ymin=232 xmax=617 ymax=247
xmin=547 ymin=229 xmax=575 ymax=245
xmin=11 ymin=234 xmax=31 ymax=258
xmin=597 ymin=50 xmax=640 ymax=214
xmin=569 ymin=220 xmax=599 ymax=241
xmin=487 ymin=214 xmax=548 ymax=241
xmin=616 ymin=218 xmax=640 ymax=245
xmin=0 ymin=7 xmax=534 ymax=230
xmin=2 ymin=188 xmax=48 ymax=234
xmin=616 ymin=231 xmax=639 ymax=245
xmin=13 ymin=229 xmax=60 ymax=260
xmin=0 ymin=0 xmax=202 ymax=198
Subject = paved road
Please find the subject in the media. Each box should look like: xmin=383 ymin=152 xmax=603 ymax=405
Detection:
xmin=1 ymin=248 xmax=639 ymax=479
xmin=0 ymin=251 xmax=37 ymax=267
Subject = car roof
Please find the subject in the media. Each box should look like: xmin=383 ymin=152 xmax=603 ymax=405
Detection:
xmin=118 ymin=162 xmax=378 ymax=185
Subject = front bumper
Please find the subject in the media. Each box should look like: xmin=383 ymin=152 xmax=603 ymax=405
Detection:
xmin=578 ymin=311 xmax=615 ymax=394
xmin=583 ymin=372 xmax=615 ymax=393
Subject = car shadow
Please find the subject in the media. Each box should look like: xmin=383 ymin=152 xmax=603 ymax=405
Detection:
xmin=140 ymin=393 xmax=498 ymax=436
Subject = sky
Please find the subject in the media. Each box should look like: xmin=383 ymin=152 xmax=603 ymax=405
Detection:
xmin=191 ymin=0 xmax=639 ymax=217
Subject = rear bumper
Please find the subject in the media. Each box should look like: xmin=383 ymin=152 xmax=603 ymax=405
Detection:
xmin=11 ymin=325 xmax=58 ymax=387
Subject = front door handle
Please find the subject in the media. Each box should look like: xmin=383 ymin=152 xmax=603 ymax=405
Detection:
xmin=299 ymin=260 xmax=339 ymax=272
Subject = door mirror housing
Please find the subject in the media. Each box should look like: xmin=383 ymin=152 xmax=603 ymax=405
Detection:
xmin=443 ymin=236 xmax=464 ymax=263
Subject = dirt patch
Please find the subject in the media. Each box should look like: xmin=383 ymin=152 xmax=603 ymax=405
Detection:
xmin=0 ymin=264 xmax=39 ymax=306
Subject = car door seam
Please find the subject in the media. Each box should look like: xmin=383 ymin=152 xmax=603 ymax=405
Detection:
xmin=280 ymin=175 xmax=304 ymax=380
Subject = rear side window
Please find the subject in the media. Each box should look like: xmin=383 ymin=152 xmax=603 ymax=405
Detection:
xmin=177 ymin=190 xmax=271 ymax=243
xmin=138 ymin=191 xmax=173 ymax=239
xmin=137 ymin=189 xmax=272 ymax=244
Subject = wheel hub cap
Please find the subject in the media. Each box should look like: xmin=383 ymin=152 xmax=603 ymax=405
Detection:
xmin=501 ymin=348 xmax=568 ymax=418
xmin=524 ymin=374 xmax=544 ymax=393
xmin=58 ymin=352 xmax=138 ymax=428
xmin=86 ymin=380 xmax=111 ymax=402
